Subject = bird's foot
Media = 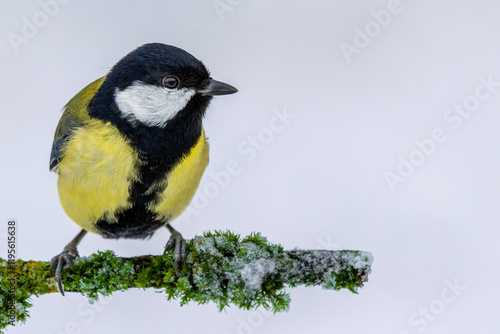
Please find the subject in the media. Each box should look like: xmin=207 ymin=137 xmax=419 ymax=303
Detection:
xmin=163 ymin=226 xmax=187 ymax=276
xmin=49 ymin=244 xmax=79 ymax=296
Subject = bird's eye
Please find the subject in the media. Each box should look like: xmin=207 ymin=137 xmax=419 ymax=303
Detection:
xmin=162 ymin=76 xmax=179 ymax=89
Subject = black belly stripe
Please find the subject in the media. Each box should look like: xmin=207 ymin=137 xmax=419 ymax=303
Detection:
xmin=94 ymin=162 xmax=171 ymax=239
xmin=95 ymin=207 xmax=171 ymax=239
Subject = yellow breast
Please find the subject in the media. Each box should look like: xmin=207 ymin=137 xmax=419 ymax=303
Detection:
xmin=56 ymin=119 xmax=139 ymax=233
xmin=56 ymin=119 xmax=209 ymax=234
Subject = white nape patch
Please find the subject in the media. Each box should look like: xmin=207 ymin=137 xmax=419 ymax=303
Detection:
xmin=114 ymin=80 xmax=196 ymax=127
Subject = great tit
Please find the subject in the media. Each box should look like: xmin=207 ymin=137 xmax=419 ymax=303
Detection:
xmin=49 ymin=43 xmax=238 ymax=295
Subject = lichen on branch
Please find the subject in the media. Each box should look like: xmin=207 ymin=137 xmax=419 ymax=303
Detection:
xmin=0 ymin=231 xmax=373 ymax=331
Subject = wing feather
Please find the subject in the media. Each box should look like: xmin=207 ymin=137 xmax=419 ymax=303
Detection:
xmin=50 ymin=77 xmax=106 ymax=172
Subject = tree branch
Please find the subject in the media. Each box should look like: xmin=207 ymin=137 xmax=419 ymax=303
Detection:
xmin=0 ymin=231 xmax=373 ymax=331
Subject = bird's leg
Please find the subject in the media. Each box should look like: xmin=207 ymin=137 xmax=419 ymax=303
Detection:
xmin=162 ymin=224 xmax=187 ymax=275
xmin=49 ymin=229 xmax=87 ymax=296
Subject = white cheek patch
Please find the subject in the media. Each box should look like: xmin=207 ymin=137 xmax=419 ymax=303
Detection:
xmin=114 ymin=81 xmax=196 ymax=127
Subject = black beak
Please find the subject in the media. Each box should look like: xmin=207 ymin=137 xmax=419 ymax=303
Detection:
xmin=199 ymin=79 xmax=238 ymax=96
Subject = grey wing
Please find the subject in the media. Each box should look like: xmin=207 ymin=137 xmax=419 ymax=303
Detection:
xmin=49 ymin=111 xmax=83 ymax=172
xmin=49 ymin=133 xmax=73 ymax=172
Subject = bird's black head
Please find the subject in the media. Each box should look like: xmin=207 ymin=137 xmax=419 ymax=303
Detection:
xmin=108 ymin=43 xmax=211 ymax=92
xmin=89 ymin=43 xmax=237 ymax=164
xmin=91 ymin=43 xmax=237 ymax=128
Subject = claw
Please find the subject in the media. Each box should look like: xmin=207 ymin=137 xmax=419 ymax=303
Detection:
xmin=49 ymin=257 xmax=57 ymax=277
xmin=49 ymin=230 xmax=87 ymax=296
xmin=163 ymin=226 xmax=187 ymax=276
xmin=49 ymin=244 xmax=79 ymax=296
xmin=180 ymin=239 xmax=187 ymax=269
xmin=55 ymin=260 xmax=64 ymax=296
xmin=163 ymin=238 xmax=174 ymax=256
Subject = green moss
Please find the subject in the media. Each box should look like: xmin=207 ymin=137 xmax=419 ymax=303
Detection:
xmin=0 ymin=259 xmax=55 ymax=331
xmin=62 ymin=250 xmax=135 ymax=301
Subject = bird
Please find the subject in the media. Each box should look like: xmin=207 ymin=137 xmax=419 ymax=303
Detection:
xmin=49 ymin=43 xmax=238 ymax=295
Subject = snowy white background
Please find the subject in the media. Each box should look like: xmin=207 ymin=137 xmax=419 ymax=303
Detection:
xmin=1 ymin=0 xmax=499 ymax=333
